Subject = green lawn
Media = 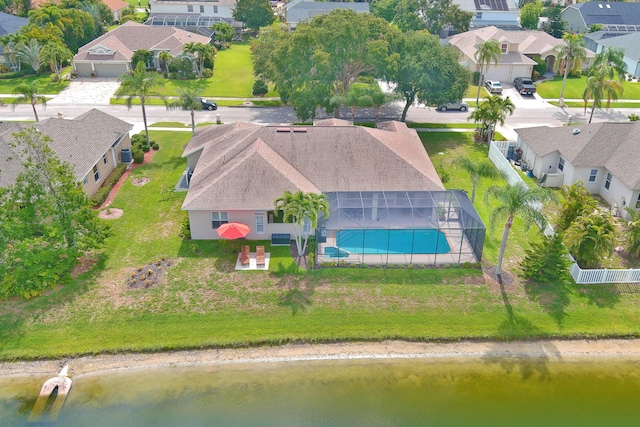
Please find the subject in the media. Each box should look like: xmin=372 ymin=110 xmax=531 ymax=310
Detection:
xmin=537 ymin=76 xmax=640 ymax=100
xmin=0 ymin=73 xmax=69 ymax=95
xmin=1 ymin=130 xmax=640 ymax=360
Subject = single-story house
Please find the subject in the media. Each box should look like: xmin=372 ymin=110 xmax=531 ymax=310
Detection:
xmin=514 ymin=122 xmax=640 ymax=220
xmin=562 ymin=2 xmax=640 ymax=34
xmin=0 ymin=12 xmax=28 ymax=70
xmin=447 ymin=25 xmax=594 ymax=81
xmin=180 ymin=120 xmax=485 ymax=265
xmin=0 ymin=109 xmax=133 ymax=197
xmin=102 ymin=0 xmax=130 ymax=22
xmin=583 ymin=31 xmax=640 ymax=77
xmin=72 ymin=21 xmax=211 ymax=77
xmin=284 ymin=0 xmax=370 ymax=30
xmin=451 ymin=0 xmax=521 ymax=31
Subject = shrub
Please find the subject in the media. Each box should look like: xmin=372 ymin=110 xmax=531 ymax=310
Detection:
xmin=152 ymin=143 xmax=159 ymax=150
xmin=472 ymin=71 xmax=480 ymax=85
xmin=90 ymin=163 xmax=127 ymax=206
xmin=628 ymin=114 xmax=639 ymax=122
xmin=568 ymin=69 xmax=582 ymax=78
xmin=132 ymin=147 xmax=144 ymax=163
xmin=131 ymin=133 xmax=146 ymax=145
xmin=0 ymin=64 xmax=9 ymax=73
xmin=179 ymin=213 xmax=191 ymax=239
xmin=0 ymin=69 xmax=32 ymax=79
xmin=202 ymin=68 xmax=213 ymax=78
xmin=142 ymin=145 xmax=150 ymax=153
xmin=252 ymin=79 xmax=268 ymax=96
xmin=533 ymin=58 xmax=547 ymax=79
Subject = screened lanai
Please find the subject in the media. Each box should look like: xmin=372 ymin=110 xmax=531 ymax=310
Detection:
xmin=316 ymin=191 xmax=485 ymax=266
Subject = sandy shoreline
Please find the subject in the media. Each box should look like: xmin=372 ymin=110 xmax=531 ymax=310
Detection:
xmin=2 ymin=339 xmax=640 ymax=379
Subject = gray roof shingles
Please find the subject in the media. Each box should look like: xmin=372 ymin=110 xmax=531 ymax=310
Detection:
xmin=571 ymin=2 xmax=640 ymax=27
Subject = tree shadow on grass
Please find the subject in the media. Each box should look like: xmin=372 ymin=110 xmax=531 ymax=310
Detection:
xmin=278 ymin=275 xmax=315 ymax=315
xmin=481 ymin=281 xmax=561 ymax=380
xmin=523 ymin=280 xmax=572 ymax=328
xmin=575 ymin=283 xmax=621 ymax=309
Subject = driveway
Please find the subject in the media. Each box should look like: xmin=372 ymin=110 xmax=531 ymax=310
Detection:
xmin=47 ymin=77 xmax=121 ymax=106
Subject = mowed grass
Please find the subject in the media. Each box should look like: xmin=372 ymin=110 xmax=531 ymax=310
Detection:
xmin=1 ymin=130 xmax=640 ymax=360
xmin=0 ymin=73 xmax=69 ymax=95
xmin=537 ymin=76 xmax=640 ymax=100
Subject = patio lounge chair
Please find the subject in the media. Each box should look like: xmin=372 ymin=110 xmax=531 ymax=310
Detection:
xmin=240 ymin=245 xmax=250 ymax=265
xmin=256 ymin=246 xmax=265 ymax=266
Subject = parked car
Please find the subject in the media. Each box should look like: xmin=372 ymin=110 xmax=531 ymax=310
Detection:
xmin=198 ymin=98 xmax=218 ymax=110
xmin=513 ymin=77 xmax=536 ymax=96
xmin=484 ymin=80 xmax=503 ymax=94
xmin=438 ymin=101 xmax=468 ymax=112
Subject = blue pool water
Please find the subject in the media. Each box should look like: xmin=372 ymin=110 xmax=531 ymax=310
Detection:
xmin=336 ymin=229 xmax=451 ymax=255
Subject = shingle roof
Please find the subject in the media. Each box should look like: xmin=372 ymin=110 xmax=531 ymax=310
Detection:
xmin=569 ymin=2 xmax=640 ymax=27
xmin=285 ymin=0 xmax=370 ymax=25
xmin=182 ymin=121 xmax=444 ymax=211
xmin=516 ymin=123 xmax=640 ymax=190
xmin=101 ymin=0 xmax=129 ymax=12
xmin=0 ymin=11 xmax=28 ymax=37
xmin=597 ymin=32 xmax=640 ymax=61
xmin=0 ymin=109 xmax=132 ymax=188
xmin=73 ymin=21 xmax=211 ymax=62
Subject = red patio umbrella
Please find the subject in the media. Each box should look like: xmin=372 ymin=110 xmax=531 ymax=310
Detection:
xmin=216 ymin=222 xmax=250 ymax=240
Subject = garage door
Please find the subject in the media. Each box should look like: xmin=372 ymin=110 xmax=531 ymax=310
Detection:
xmin=94 ymin=63 xmax=128 ymax=78
xmin=75 ymin=63 xmax=93 ymax=77
xmin=486 ymin=65 xmax=532 ymax=84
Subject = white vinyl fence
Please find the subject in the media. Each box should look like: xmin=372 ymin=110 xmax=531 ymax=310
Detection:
xmin=489 ymin=141 xmax=640 ymax=285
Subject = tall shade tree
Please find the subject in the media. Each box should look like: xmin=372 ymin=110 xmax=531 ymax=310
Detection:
xmin=0 ymin=128 xmax=109 ymax=299
xmin=116 ymin=63 xmax=166 ymax=144
xmin=519 ymin=0 xmax=543 ymax=30
xmin=168 ymin=88 xmax=204 ymax=134
xmin=624 ymin=208 xmax=640 ymax=258
xmin=556 ymin=33 xmax=587 ymax=107
xmin=41 ymin=41 xmax=73 ymax=82
xmin=232 ymin=0 xmax=274 ymax=32
xmin=388 ymin=30 xmax=469 ymax=122
xmin=11 ymin=81 xmax=47 ymax=122
xmin=484 ymin=183 xmax=557 ymax=281
xmin=274 ymin=191 xmax=330 ymax=257
xmin=564 ymin=209 xmax=616 ymax=268
xmin=474 ymin=39 xmax=501 ymax=105
xmin=453 ymin=156 xmax=498 ymax=203
xmin=14 ymin=38 xmax=44 ymax=75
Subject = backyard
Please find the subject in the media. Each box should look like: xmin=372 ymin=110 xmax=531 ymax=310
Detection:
xmin=1 ymin=129 xmax=640 ymax=361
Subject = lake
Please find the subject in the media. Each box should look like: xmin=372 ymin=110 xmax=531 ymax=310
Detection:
xmin=1 ymin=356 xmax=639 ymax=426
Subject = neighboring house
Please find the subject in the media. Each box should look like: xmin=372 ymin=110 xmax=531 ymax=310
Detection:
xmin=72 ymin=21 xmax=211 ymax=77
xmin=0 ymin=12 xmax=28 ymax=69
xmin=448 ymin=25 xmax=593 ymax=81
xmin=0 ymin=109 xmax=133 ymax=197
xmin=146 ymin=0 xmax=236 ymax=30
xmin=102 ymin=0 xmax=130 ymax=22
xmin=180 ymin=120 xmax=485 ymax=265
xmin=562 ymin=2 xmax=640 ymax=34
xmin=284 ymin=0 xmax=369 ymax=29
xmin=451 ymin=0 xmax=520 ymax=31
xmin=583 ymin=31 xmax=640 ymax=77
xmin=514 ymin=123 xmax=640 ymax=220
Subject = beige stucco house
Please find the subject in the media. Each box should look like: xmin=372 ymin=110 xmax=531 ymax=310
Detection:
xmin=0 ymin=109 xmax=133 ymax=197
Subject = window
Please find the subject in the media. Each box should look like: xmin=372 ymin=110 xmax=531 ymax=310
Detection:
xmin=200 ymin=5 xmax=204 ymax=12
xmin=476 ymin=12 xmax=482 ymax=19
xmin=501 ymin=43 xmax=508 ymax=54
xmin=83 ymin=176 xmax=88 ymax=186
xmin=604 ymin=173 xmax=612 ymax=190
xmin=558 ymin=157 xmax=565 ymax=171
xmin=93 ymin=164 xmax=100 ymax=182
xmin=213 ymin=6 xmax=218 ymax=13
xmin=268 ymin=210 xmax=284 ymax=223
xmin=589 ymin=169 xmax=597 ymax=182
xmin=103 ymin=153 xmax=108 ymax=165
xmin=211 ymin=212 xmax=228 ymax=228
xmin=636 ymin=194 xmax=640 ymax=209
xmin=256 ymin=215 xmax=264 ymax=234
xmin=187 ymin=5 xmax=193 ymax=12
xmin=303 ymin=218 xmax=311 ymax=235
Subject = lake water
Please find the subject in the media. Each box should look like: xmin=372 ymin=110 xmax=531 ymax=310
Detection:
xmin=1 ymin=357 xmax=639 ymax=426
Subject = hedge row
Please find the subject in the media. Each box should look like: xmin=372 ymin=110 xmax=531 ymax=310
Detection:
xmin=91 ymin=163 xmax=127 ymax=207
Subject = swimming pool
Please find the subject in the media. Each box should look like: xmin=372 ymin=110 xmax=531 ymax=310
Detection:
xmin=336 ymin=229 xmax=451 ymax=254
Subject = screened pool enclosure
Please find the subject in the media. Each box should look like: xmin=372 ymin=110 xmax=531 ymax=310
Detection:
xmin=316 ymin=191 xmax=485 ymax=266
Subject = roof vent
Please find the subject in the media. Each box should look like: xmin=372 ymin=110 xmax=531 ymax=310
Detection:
xmin=276 ymin=127 xmax=290 ymax=133
xmin=572 ymin=128 xmax=581 ymax=135
xmin=292 ymin=127 xmax=307 ymax=133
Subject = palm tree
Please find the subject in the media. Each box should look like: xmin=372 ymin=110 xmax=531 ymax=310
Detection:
xmin=14 ymin=39 xmax=43 ymax=75
xmin=556 ymin=33 xmax=587 ymax=107
xmin=484 ymin=183 xmax=557 ymax=281
xmin=453 ymin=157 xmax=499 ymax=203
xmin=28 ymin=6 xmax=72 ymax=32
xmin=274 ymin=191 xmax=330 ymax=257
xmin=474 ymin=39 xmax=501 ymax=105
xmin=0 ymin=34 xmax=23 ymax=71
xmin=624 ymin=208 xmax=640 ymax=258
xmin=469 ymin=95 xmax=515 ymax=143
xmin=116 ymin=63 xmax=166 ymax=144
xmin=41 ymin=42 xmax=73 ymax=82
xmin=590 ymin=47 xmax=627 ymax=79
xmin=564 ymin=209 xmax=616 ymax=268
xmin=158 ymin=51 xmax=171 ymax=73
xmin=184 ymin=42 xmax=217 ymax=78
xmin=582 ymin=70 xmax=623 ymax=123
xmin=168 ymin=88 xmax=203 ymax=134
xmin=11 ymin=82 xmax=48 ymax=122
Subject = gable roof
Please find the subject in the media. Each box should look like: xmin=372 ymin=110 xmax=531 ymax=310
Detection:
xmin=516 ymin=123 xmax=640 ymax=190
xmin=596 ymin=32 xmax=640 ymax=61
xmin=285 ymin=0 xmax=370 ymax=25
xmin=566 ymin=2 xmax=640 ymax=27
xmin=182 ymin=121 xmax=444 ymax=211
xmin=0 ymin=11 xmax=28 ymax=37
xmin=0 ymin=109 xmax=132 ymax=188
xmin=74 ymin=21 xmax=211 ymax=62
xmin=102 ymin=0 xmax=129 ymax=12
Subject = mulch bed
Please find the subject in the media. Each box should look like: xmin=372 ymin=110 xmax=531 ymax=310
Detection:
xmin=128 ymin=258 xmax=174 ymax=288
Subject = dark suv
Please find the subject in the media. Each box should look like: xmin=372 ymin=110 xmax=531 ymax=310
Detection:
xmin=513 ymin=77 xmax=536 ymax=96
xmin=198 ymin=98 xmax=218 ymax=110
